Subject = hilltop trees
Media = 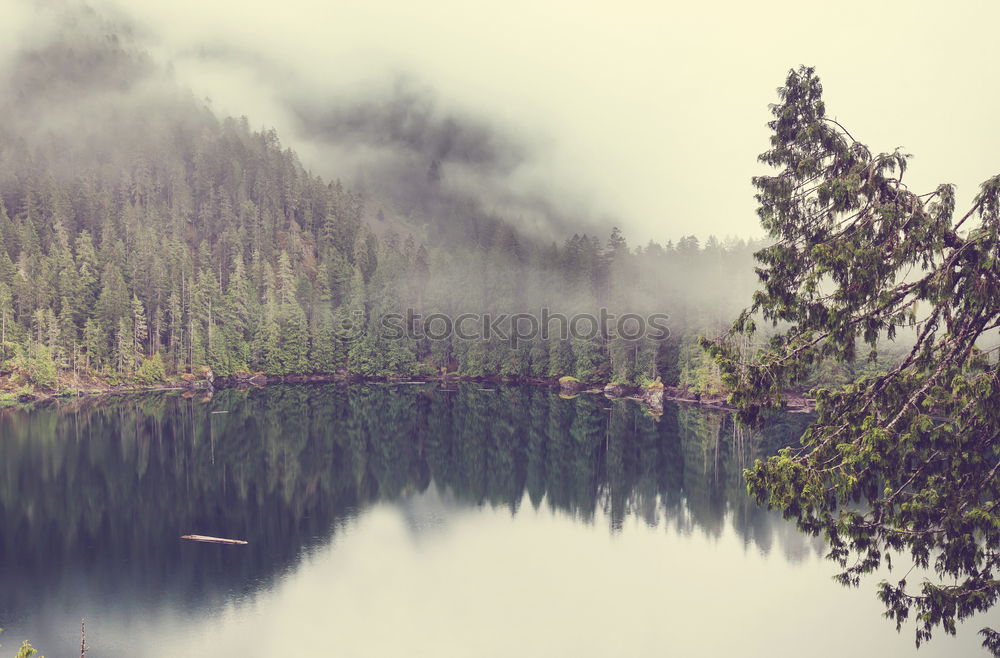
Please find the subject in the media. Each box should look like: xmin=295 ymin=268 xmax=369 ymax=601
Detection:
xmin=709 ymin=66 xmax=1000 ymax=654
xmin=0 ymin=104 xmax=758 ymax=388
xmin=0 ymin=24 xmax=763 ymax=390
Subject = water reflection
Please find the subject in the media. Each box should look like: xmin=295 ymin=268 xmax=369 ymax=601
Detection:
xmin=0 ymin=384 xmax=862 ymax=655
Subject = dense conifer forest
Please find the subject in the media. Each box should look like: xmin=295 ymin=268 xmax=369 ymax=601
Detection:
xmin=0 ymin=13 xmax=769 ymax=396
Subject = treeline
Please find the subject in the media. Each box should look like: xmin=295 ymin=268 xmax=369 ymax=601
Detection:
xmin=0 ymin=8 xmax=772 ymax=393
xmin=0 ymin=110 xmax=764 ymax=391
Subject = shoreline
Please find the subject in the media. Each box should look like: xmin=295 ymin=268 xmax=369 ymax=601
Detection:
xmin=2 ymin=371 xmax=815 ymax=415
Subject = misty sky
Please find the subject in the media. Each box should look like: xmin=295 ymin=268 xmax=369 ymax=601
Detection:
xmin=6 ymin=0 xmax=1000 ymax=244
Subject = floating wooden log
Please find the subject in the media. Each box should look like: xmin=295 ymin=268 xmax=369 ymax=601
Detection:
xmin=181 ymin=534 xmax=248 ymax=545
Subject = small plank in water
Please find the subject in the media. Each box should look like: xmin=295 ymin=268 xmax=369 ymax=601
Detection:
xmin=181 ymin=534 xmax=248 ymax=545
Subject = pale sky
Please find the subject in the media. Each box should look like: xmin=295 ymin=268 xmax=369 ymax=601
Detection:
xmin=13 ymin=0 xmax=1000 ymax=243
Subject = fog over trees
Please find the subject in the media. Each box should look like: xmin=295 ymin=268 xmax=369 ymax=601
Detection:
xmin=0 ymin=4 xmax=768 ymax=391
xmin=7 ymin=3 xmax=1000 ymax=657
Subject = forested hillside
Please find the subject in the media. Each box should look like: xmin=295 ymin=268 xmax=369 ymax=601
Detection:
xmin=0 ymin=7 xmax=763 ymax=394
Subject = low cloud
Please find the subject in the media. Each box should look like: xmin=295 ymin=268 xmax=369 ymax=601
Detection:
xmin=0 ymin=0 xmax=609 ymax=243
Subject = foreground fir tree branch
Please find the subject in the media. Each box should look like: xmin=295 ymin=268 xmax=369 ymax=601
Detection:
xmin=707 ymin=65 xmax=1000 ymax=653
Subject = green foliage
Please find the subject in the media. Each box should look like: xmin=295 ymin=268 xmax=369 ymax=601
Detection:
xmin=347 ymin=327 xmax=416 ymax=378
xmin=679 ymin=335 xmax=723 ymax=396
xmin=274 ymin=303 xmax=310 ymax=375
xmin=455 ymin=340 xmax=490 ymax=377
xmin=498 ymin=344 xmax=530 ymax=378
xmin=710 ymin=66 xmax=1000 ymax=654
xmin=527 ymin=340 xmax=549 ymax=377
xmin=608 ymin=339 xmax=634 ymax=385
xmin=0 ymin=630 xmax=42 ymax=658
xmin=0 ymin=16 xmax=771 ymax=391
xmin=309 ymin=309 xmax=342 ymax=374
xmin=547 ymin=341 xmax=575 ymax=379
xmin=13 ymin=344 xmax=57 ymax=390
xmin=135 ymin=352 xmax=167 ymax=385
xmin=571 ymin=338 xmax=604 ymax=382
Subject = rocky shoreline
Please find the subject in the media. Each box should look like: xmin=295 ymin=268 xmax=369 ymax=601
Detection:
xmin=556 ymin=375 xmax=815 ymax=414
xmin=3 ymin=369 xmax=815 ymax=416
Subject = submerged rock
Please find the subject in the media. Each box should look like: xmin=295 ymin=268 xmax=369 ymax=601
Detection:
xmin=245 ymin=372 xmax=268 ymax=386
xmin=603 ymin=382 xmax=635 ymax=398
xmin=558 ymin=376 xmax=586 ymax=393
xmin=640 ymin=380 xmax=665 ymax=413
xmin=179 ymin=369 xmax=215 ymax=390
xmin=661 ymin=385 xmax=697 ymax=401
xmin=230 ymin=371 xmax=268 ymax=387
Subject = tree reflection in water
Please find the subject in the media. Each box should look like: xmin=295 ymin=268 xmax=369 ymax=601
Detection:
xmin=0 ymin=384 xmax=812 ymax=627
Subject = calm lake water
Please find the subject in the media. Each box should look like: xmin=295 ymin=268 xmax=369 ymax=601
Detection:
xmin=0 ymin=384 xmax=992 ymax=657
